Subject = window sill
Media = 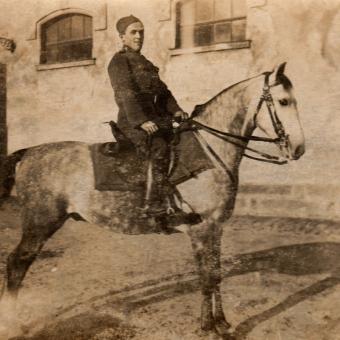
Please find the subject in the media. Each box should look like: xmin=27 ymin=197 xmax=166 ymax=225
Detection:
xmin=170 ymin=40 xmax=251 ymax=56
xmin=36 ymin=58 xmax=96 ymax=71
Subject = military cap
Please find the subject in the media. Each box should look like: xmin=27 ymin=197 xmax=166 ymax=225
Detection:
xmin=116 ymin=15 xmax=142 ymax=34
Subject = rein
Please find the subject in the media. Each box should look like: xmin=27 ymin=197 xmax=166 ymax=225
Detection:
xmin=186 ymin=72 xmax=289 ymax=165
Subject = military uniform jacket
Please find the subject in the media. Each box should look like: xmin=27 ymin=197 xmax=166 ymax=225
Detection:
xmin=108 ymin=47 xmax=182 ymax=145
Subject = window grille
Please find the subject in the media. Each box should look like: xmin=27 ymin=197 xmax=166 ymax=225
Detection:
xmin=40 ymin=13 xmax=92 ymax=64
xmin=176 ymin=0 xmax=247 ymax=49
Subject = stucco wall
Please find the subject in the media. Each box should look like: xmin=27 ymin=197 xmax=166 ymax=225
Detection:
xmin=0 ymin=0 xmax=112 ymax=149
xmin=0 ymin=0 xmax=339 ymax=192
xmin=235 ymin=183 xmax=340 ymax=221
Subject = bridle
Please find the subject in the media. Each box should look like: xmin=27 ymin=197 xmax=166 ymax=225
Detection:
xmin=187 ymin=72 xmax=290 ymax=165
xmin=253 ymin=72 xmax=289 ymax=151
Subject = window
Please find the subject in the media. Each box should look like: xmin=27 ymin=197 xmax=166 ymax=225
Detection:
xmin=40 ymin=13 xmax=92 ymax=64
xmin=176 ymin=0 xmax=247 ymax=49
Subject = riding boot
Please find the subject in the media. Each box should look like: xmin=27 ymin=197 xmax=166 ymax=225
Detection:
xmin=139 ymin=136 xmax=202 ymax=225
xmin=141 ymin=157 xmax=168 ymax=216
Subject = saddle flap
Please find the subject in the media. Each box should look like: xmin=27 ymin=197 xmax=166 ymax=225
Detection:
xmin=90 ymin=143 xmax=145 ymax=191
xmin=169 ymin=130 xmax=215 ymax=185
xmin=98 ymin=141 xmax=135 ymax=157
xmin=90 ymin=129 xmax=215 ymax=192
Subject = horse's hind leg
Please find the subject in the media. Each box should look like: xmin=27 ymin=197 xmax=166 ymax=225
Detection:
xmin=0 ymin=204 xmax=68 ymax=337
xmin=5 ymin=207 xmax=67 ymax=295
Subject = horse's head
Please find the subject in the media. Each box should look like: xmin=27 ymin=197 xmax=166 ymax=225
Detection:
xmin=254 ymin=63 xmax=305 ymax=160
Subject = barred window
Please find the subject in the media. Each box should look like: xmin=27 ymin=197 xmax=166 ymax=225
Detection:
xmin=40 ymin=13 xmax=92 ymax=64
xmin=176 ymin=0 xmax=247 ymax=49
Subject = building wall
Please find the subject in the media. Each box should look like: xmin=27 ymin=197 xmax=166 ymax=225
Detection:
xmin=0 ymin=64 xmax=6 ymax=157
xmin=235 ymin=184 xmax=340 ymax=221
xmin=159 ymin=0 xmax=340 ymax=188
xmin=0 ymin=0 xmax=111 ymax=149
xmin=0 ymin=0 xmax=339 ymax=201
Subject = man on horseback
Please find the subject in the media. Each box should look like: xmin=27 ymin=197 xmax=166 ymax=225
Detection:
xmin=108 ymin=15 xmax=191 ymax=220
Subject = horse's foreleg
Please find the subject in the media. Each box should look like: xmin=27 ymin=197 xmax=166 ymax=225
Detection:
xmin=211 ymin=224 xmax=234 ymax=339
xmin=190 ymin=223 xmax=216 ymax=331
xmin=191 ymin=222 xmax=233 ymax=337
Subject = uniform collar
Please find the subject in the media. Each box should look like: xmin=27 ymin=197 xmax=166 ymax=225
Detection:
xmin=122 ymin=45 xmax=142 ymax=54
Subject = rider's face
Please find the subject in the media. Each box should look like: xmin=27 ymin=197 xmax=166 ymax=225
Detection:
xmin=120 ymin=22 xmax=144 ymax=52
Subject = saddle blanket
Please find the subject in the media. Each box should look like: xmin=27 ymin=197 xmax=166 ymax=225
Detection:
xmin=90 ymin=130 xmax=215 ymax=191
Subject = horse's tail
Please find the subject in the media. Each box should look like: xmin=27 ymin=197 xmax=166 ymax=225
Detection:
xmin=0 ymin=149 xmax=27 ymax=206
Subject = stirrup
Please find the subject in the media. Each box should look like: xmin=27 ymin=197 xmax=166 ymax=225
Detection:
xmin=138 ymin=203 xmax=167 ymax=218
xmin=157 ymin=211 xmax=202 ymax=227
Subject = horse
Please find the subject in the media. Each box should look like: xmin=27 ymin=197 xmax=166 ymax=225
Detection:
xmin=0 ymin=62 xmax=305 ymax=339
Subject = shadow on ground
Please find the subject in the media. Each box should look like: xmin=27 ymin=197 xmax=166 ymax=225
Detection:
xmin=11 ymin=312 xmax=136 ymax=340
xmin=9 ymin=241 xmax=340 ymax=339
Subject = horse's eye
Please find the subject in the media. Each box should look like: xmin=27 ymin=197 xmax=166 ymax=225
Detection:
xmin=279 ymin=99 xmax=289 ymax=106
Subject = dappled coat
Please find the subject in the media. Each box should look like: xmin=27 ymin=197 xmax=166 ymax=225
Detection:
xmin=108 ymin=46 xmax=182 ymax=145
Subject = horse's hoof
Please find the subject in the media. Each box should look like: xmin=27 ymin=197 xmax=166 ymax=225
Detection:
xmin=221 ymin=333 xmax=237 ymax=340
xmin=215 ymin=328 xmax=236 ymax=340
xmin=215 ymin=320 xmax=235 ymax=339
xmin=201 ymin=320 xmax=214 ymax=332
xmin=215 ymin=317 xmax=231 ymax=330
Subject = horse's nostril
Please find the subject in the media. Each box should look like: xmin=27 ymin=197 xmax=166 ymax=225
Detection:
xmin=294 ymin=144 xmax=305 ymax=159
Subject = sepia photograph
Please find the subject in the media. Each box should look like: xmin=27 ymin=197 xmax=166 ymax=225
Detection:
xmin=0 ymin=0 xmax=339 ymax=339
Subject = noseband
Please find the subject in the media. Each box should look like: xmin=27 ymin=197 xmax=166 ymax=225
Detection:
xmin=189 ymin=72 xmax=290 ymax=165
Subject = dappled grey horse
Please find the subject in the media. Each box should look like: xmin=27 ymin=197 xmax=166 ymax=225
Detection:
xmin=0 ymin=63 xmax=304 ymax=339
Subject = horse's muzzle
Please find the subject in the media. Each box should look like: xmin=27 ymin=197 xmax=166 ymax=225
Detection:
xmin=291 ymin=144 xmax=305 ymax=160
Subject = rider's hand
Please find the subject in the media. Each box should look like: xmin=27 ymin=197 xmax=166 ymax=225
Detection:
xmin=174 ymin=110 xmax=189 ymax=122
xmin=140 ymin=121 xmax=159 ymax=135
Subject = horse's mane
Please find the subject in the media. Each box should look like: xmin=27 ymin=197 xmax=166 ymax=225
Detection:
xmin=191 ymin=74 xmax=262 ymax=118
xmin=191 ymin=71 xmax=293 ymax=118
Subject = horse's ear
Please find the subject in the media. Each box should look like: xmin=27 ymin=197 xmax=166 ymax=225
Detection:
xmin=274 ymin=62 xmax=287 ymax=80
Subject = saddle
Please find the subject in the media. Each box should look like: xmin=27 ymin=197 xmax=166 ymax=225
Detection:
xmin=90 ymin=121 xmax=214 ymax=192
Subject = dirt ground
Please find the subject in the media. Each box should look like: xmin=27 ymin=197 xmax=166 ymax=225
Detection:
xmin=1 ymin=197 xmax=340 ymax=340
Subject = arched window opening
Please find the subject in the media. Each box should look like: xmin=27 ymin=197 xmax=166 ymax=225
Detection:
xmin=176 ymin=0 xmax=247 ymax=49
xmin=40 ymin=13 xmax=92 ymax=64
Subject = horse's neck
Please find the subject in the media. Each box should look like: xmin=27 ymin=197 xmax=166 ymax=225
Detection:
xmin=194 ymin=76 xmax=263 ymax=172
